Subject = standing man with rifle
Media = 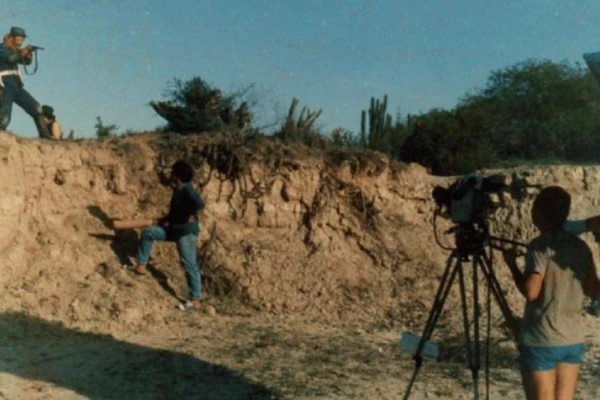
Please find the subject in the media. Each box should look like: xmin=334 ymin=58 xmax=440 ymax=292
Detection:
xmin=0 ymin=26 xmax=50 ymax=139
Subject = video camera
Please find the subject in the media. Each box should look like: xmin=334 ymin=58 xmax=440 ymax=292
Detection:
xmin=432 ymin=173 xmax=506 ymax=225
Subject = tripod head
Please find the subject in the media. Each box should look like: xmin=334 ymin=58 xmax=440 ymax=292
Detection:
xmin=451 ymin=222 xmax=488 ymax=257
xmin=431 ymin=172 xmax=526 ymax=259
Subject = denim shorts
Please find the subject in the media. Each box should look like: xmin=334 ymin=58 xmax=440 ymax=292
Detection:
xmin=520 ymin=343 xmax=585 ymax=371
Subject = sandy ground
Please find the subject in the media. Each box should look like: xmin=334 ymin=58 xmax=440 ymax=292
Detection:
xmin=1 ymin=306 xmax=600 ymax=400
xmin=3 ymin=134 xmax=600 ymax=399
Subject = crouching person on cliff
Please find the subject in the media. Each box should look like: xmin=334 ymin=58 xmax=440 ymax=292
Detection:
xmin=132 ymin=160 xmax=205 ymax=310
xmin=503 ymin=186 xmax=600 ymax=400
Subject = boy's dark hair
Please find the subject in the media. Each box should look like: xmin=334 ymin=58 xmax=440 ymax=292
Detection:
xmin=171 ymin=160 xmax=194 ymax=183
xmin=533 ymin=186 xmax=571 ymax=228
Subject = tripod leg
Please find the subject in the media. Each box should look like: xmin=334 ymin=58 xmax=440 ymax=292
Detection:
xmin=471 ymin=253 xmax=482 ymax=400
xmin=475 ymin=250 xmax=517 ymax=400
xmin=457 ymin=259 xmax=473 ymax=361
xmin=478 ymin=251 xmax=519 ymax=342
xmin=485 ymin=266 xmax=492 ymax=400
xmin=457 ymin=258 xmax=479 ymax=400
xmin=421 ymin=251 xmax=462 ymax=342
xmin=403 ymin=252 xmax=461 ymax=400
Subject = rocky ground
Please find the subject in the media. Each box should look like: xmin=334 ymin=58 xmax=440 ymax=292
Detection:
xmin=1 ymin=131 xmax=600 ymax=399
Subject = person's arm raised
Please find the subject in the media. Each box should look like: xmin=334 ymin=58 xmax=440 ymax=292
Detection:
xmin=503 ymin=247 xmax=545 ymax=301
xmin=585 ymin=215 xmax=600 ymax=232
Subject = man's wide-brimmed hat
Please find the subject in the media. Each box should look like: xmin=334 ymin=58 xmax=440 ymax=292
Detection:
xmin=9 ymin=27 xmax=27 ymax=38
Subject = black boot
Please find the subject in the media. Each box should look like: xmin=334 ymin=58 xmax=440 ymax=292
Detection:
xmin=34 ymin=113 xmax=51 ymax=139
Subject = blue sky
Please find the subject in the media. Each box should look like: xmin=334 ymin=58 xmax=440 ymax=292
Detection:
xmin=2 ymin=0 xmax=599 ymax=138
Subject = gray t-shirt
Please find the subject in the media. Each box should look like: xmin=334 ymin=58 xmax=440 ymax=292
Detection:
xmin=520 ymin=229 xmax=594 ymax=346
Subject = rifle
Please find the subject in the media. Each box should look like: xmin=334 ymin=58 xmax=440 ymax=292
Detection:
xmin=23 ymin=45 xmax=44 ymax=75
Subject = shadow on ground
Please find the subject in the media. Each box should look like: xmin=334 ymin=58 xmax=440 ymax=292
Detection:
xmin=403 ymin=332 xmax=520 ymax=395
xmin=87 ymin=205 xmax=139 ymax=267
xmin=87 ymin=205 xmax=182 ymax=302
xmin=0 ymin=312 xmax=277 ymax=400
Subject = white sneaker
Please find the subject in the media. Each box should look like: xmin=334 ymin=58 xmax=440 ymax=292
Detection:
xmin=178 ymin=300 xmax=202 ymax=311
xmin=178 ymin=300 xmax=193 ymax=310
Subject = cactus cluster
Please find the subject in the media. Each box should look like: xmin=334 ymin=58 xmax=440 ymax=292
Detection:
xmin=360 ymin=95 xmax=393 ymax=152
xmin=282 ymin=97 xmax=323 ymax=140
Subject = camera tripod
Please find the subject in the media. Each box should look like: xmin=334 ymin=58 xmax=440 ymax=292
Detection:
xmin=403 ymin=224 xmax=521 ymax=400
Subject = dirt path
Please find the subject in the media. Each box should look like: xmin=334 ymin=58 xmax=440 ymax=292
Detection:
xmin=2 ymin=310 xmax=600 ymax=399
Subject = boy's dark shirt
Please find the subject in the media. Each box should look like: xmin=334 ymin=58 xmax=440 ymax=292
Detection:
xmin=163 ymin=182 xmax=205 ymax=238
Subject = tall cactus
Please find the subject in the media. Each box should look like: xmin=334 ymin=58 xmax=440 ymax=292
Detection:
xmin=360 ymin=110 xmax=367 ymax=147
xmin=360 ymin=94 xmax=393 ymax=151
xmin=283 ymin=97 xmax=322 ymax=140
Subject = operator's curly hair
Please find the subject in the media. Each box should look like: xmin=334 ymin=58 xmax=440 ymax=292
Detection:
xmin=532 ymin=186 xmax=571 ymax=229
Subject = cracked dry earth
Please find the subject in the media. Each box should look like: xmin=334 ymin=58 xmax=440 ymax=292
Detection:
xmin=1 ymin=131 xmax=600 ymax=399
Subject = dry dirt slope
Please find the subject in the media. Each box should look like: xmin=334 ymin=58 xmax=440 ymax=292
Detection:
xmin=0 ymin=131 xmax=455 ymax=332
xmin=2 ymin=131 xmax=600 ymax=399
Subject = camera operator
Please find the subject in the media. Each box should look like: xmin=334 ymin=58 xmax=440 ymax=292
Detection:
xmin=503 ymin=186 xmax=600 ymax=400
xmin=0 ymin=26 xmax=50 ymax=139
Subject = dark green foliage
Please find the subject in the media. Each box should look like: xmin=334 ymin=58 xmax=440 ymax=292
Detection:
xmin=95 ymin=116 xmax=118 ymax=139
xmin=399 ymin=108 xmax=497 ymax=175
xmin=146 ymin=58 xmax=600 ymax=175
xmin=459 ymin=59 xmax=600 ymax=161
xmin=398 ymin=58 xmax=600 ymax=175
xmin=331 ymin=127 xmax=360 ymax=148
xmin=150 ymin=76 xmax=252 ymax=134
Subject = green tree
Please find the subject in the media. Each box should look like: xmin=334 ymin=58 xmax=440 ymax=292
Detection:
xmin=95 ymin=116 xmax=118 ymax=139
xmin=150 ymin=76 xmax=253 ymax=134
xmin=459 ymin=59 xmax=600 ymax=160
xmin=331 ymin=127 xmax=359 ymax=148
xmin=399 ymin=58 xmax=600 ymax=174
xmin=398 ymin=106 xmax=499 ymax=175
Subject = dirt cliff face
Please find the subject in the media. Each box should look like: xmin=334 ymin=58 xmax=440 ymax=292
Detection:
xmin=2 ymin=131 xmax=599 ymax=335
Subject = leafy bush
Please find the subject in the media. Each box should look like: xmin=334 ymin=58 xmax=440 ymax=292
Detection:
xmin=331 ymin=127 xmax=360 ymax=148
xmin=95 ymin=116 xmax=119 ymax=139
xmin=397 ymin=58 xmax=600 ymax=175
xmin=150 ymin=76 xmax=253 ymax=134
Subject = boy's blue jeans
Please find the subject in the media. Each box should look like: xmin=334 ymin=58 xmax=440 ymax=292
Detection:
xmin=135 ymin=226 xmax=202 ymax=300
